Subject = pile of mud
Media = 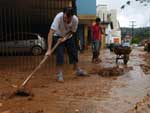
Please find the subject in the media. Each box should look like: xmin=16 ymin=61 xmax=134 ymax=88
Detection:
xmin=0 ymin=88 xmax=33 ymax=100
xmin=89 ymin=66 xmax=130 ymax=77
xmin=140 ymin=53 xmax=150 ymax=74
xmin=14 ymin=88 xmax=34 ymax=97
xmin=143 ymin=53 xmax=150 ymax=63
xmin=126 ymin=94 xmax=150 ymax=113
xmin=140 ymin=64 xmax=150 ymax=74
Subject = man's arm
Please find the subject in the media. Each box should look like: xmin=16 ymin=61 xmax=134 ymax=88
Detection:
xmin=45 ymin=29 xmax=55 ymax=56
xmin=99 ymin=26 xmax=104 ymax=34
xmin=58 ymin=31 xmax=74 ymax=43
xmin=65 ymin=31 xmax=74 ymax=38
xmin=91 ymin=25 xmax=95 ymax=42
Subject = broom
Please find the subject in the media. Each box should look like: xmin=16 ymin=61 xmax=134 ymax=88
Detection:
xmin=14 ymin=34 xmax=72 ymax=96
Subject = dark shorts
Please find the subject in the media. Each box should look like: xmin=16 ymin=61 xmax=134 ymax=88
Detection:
xmin=52 ymin=36 xmax=78 ymax=65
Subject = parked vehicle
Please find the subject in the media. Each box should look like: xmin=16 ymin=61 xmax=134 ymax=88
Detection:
xmin=0 ymin=32 xmax=46 ymax=55
xmin=122 ymin=42 xmax=130 ymax=47
xmin=131 ymin=44 xmax=138 ymax=48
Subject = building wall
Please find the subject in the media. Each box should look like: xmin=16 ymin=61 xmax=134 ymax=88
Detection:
xmin=76 ymin=0 xmax=96 ymax=15
xmin=96 ymin=5 xmax=121 ymax=45
xmin=0 ymin=0 xmax=75 ymax=37
xmin=96 ymin=5 xmax=108 ymax=21
xmin=96 ymin=5 xmax=109 ymax=48
xmin=76 ymin=0 xmax=96 ymax=50
xmin=109 ymin=9 xmax=119 ymax=29
xmin=109 ymin=9 xmax=121 ymax=44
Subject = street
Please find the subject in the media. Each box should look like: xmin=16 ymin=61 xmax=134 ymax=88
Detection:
xmin=0 ymin=47 xmax=150 ymax=113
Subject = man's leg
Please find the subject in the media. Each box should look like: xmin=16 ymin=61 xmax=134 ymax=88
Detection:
xmin=92 ymin=41 xmax=97 ymax=63
xmin=66 ymin=37 xmax=87 ymax=76
xmin=95 ymin=40 xmax=101 ymax=63
xmin=98 ymin=40 xmax=101 ymax=58
xmin=54 ymin=37 xmax=65 ymax=82
xmin=65 ymin=37 xmax=78 ymax=64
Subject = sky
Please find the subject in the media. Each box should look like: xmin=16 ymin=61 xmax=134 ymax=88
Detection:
xmin=96 ymin=0 xmax=150 ymax=28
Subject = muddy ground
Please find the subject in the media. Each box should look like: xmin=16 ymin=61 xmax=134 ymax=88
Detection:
xmin=116 ymin=48 xmax=150 ymax=113
xmin=0 ymin=47 xmax=150 ymax=113
xmin=126 ymin=50 xmax=150 ymax=113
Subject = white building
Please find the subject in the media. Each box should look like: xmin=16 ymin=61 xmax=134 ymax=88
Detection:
xmin=108 ymin=9 xmax=121 ymax=44
xmin=97 ymin=5 xmax=121 ymax=45
xmin=96 ymin=4 xmax=108 ymax=22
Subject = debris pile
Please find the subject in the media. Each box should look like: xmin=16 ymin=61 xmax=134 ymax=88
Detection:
xmin=0 ymin=87 xmax=33 ymax=100
xmin=140 ymin=53 xmax=150 ymax=74
xmin=14 ymin=88 xmax=33 ymax=97
xmin=140 ymin=64 xmax=150 ymax=74
xmin=143 ymin=53 xmax=150 ymax=64
xmin=89 ymin=66 xmax=125 ymax=77
xmin=126 ymin=93 xmax=150 ymax=113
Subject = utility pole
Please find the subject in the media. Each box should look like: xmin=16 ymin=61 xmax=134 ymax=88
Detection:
xmin=129 ymin=21 xmax=136 ymax=38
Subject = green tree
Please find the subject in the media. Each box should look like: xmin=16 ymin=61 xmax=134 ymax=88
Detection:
xmin=131 ymin=37 xmax=140 ymax=44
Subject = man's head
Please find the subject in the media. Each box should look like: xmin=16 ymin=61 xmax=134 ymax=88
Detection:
xmin=63 ymin=7 xmax=74 ymax=24
xmin=96 ymin=17 xmax=101 ymax=24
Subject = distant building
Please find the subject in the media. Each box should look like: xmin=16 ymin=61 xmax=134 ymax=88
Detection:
xmin=97 ymin=5 xmax=111 ymax=48
xmin=97 ymin=4 xmax=108 ymax=22
xmin=96 ymin=5 xmax=121 ymax=47
xmin=109 ymin=9 xmax=121 ymax=44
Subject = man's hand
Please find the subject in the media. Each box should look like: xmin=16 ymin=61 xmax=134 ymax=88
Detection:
xmin=45 ymin=50 xmax=52 ymax=56
xmin=59 ymin=33 xmax=73 ymax=43
xmin=58 ymin=37 xmax=67 ymax=43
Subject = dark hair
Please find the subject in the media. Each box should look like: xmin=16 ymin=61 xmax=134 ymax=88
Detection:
xmin=96 ymin=17 xmax=101 ymax=23
xmin=63 ymin=7 xmax=74 ymax=17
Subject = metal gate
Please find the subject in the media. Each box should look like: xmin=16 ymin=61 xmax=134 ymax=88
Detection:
xmin=0 ymin=0 xmax=76 ymax=73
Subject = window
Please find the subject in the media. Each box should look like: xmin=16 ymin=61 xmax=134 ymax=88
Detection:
xmin=27 ymin=34 xmax=37 ymax=40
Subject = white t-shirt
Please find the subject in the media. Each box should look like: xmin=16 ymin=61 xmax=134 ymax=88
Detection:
xmin=51 ymin=12 xmax=78 ymax=37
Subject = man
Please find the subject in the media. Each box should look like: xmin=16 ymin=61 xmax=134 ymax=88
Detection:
xmin=91 ymin=17 xmax=103 ymax=63
xmin=45 ymin=7 xmax=87 ymax=82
